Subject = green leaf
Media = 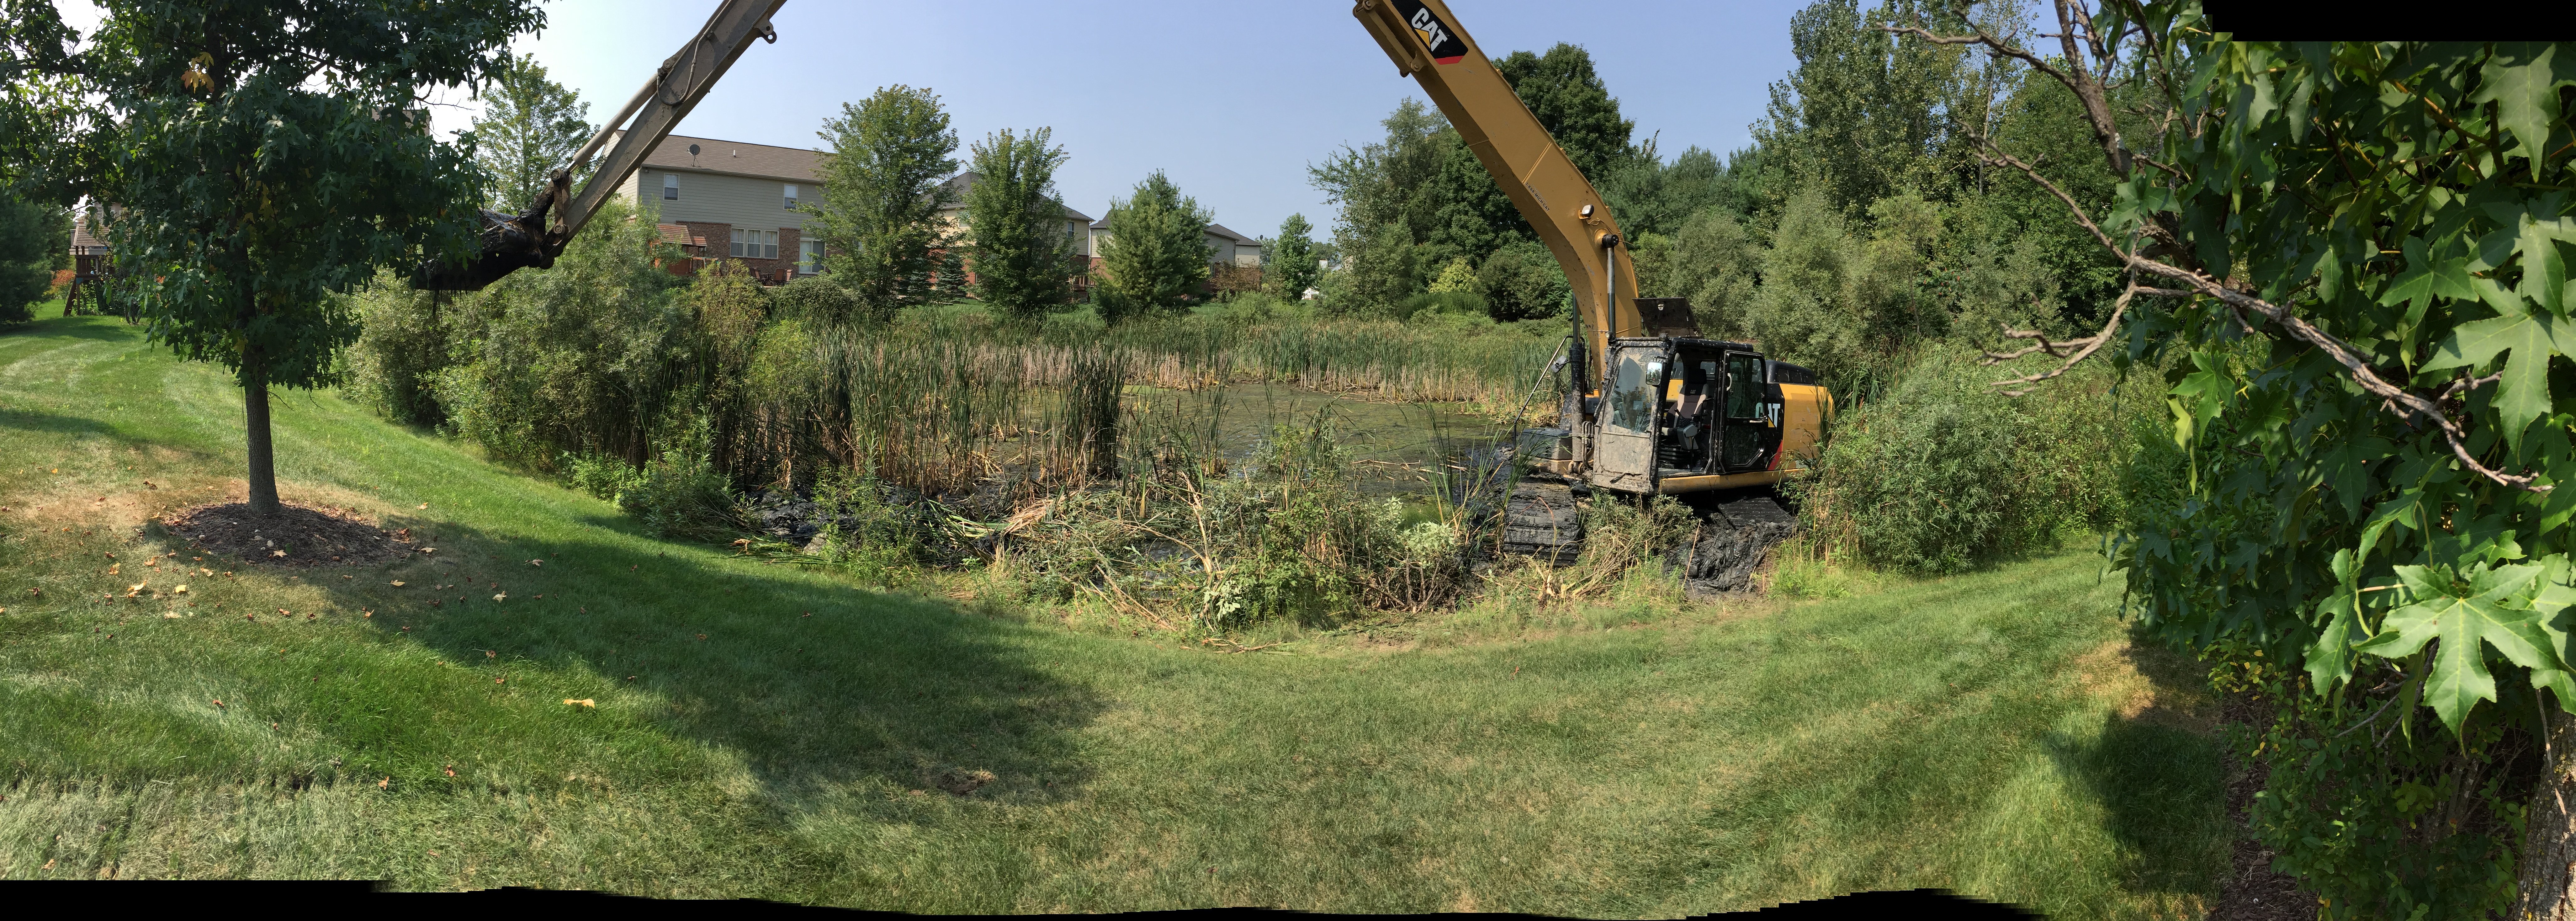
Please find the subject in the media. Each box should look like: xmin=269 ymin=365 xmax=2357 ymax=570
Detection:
xmin=2524 ymin=214 xmax=2570 ymax=317
xmin=2353 ymin=563 xmax=2554 ymax=734
xmin=2473 ymin=43 xmax=2575 ymax=180
xmin=2531 ymin=557 xmax=2576 ymax=709
xmin=2377 ymin=236 xmax=2440 ymax=311
xmin=2423 ymin=311 xmax=2568 ymax=452
xmin=2306 ymin=549 xmax=2366 ymax=691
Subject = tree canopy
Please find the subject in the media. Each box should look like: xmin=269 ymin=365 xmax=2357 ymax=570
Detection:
xmin=808 ymin=85 xmax=959 ymax=325
xmin=1097 ymin=171 xmax=1213 ymax=320
xmin=962 ymin=127 xmax=1077 ymax=321
xmin=472 ymin=56 xmax=593 ymax=213
xmin=0 ymin=0 xmax=542 ymax=512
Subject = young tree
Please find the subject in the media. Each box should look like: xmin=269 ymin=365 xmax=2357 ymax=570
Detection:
xmin=807 ymin=85 xmax=958 ymax=325
xmin=1096 ymin=171 xmax=1212 ymax=317
xmin=0 ymin=0 xmax=541 ymax=515
xmin=472 ymin=56 xmax=592 ymax=212
xmin=1268 ymin=213 xmax=1319 ymax=300
xmin=962 ymin=127 xmax=1076 ymax=321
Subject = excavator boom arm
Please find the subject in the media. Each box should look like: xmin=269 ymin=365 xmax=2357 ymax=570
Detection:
xmin=1350 ymin=0 xmax=1640 ymax=387
xmin=418 ymin=0 xmax=784 ymax=290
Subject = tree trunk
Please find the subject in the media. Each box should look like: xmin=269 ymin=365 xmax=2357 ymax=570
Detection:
xmin=2519 ymin=708 xmax=2576 ymax=918
xmin=243 ymin=349 xmax=280 ymax=515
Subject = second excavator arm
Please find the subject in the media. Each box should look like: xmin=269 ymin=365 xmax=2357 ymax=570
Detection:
xmin=417 ymin=0 xmax=785 ymax=290
xmin=1350 ymin=0 xmax=1643 ymax=399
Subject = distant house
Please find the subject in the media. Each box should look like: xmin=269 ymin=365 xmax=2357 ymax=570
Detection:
xmin=1084 ymin=219 xmax=1269 ymax=276
xmin=616 ymin=131 xmax=825 ymax=284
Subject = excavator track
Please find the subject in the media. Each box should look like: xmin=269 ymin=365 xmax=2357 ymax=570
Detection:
xmin=1498 ymin=481 xmax=1583 ymax=566
xmin=1680 ymin=491 xmax=1799 ymax=595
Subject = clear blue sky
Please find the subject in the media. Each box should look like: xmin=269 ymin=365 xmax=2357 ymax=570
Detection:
xmin=419 ymin=0 xmax=1810 ymax=236
xmin=51 ymin=0 xmax=1812 ymax=236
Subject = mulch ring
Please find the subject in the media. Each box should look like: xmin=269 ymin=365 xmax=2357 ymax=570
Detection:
xmin=160 ymin=502 xmax=414 ymax=567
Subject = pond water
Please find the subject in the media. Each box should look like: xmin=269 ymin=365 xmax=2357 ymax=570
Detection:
xmin=1121 ymin=384 xmax=1516 ymax=496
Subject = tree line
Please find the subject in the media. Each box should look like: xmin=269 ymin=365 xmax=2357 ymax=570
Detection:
xmin=1304 ymin=0 xmax=2123 ymax=401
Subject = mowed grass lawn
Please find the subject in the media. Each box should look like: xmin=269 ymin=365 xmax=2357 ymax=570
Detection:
xmin=0 ymin=315 xmax=2233 ymax=916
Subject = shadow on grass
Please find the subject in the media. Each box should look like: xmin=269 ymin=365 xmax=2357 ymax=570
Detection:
xmin=0 ymin=315 xmax=140 ymax=343
xmin=283 ymin=514 xmax=1109 ymax=809
xmin=2048 ymin=637 xmax=2231 ymax=900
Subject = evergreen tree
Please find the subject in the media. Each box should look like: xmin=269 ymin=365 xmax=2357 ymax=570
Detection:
xmin=472 ymin=56 xmax=592 ymax=212
xmin=962 ymin=127 xmax=1076 ymax=321
xmin=0 ymin=194 xmax=66 ymax=322
xmin=807 ymin=85 xmax=958 ymax=325
xmin=934 ymin=249 xmax=968 ymax=300
xmin=1267 ymin=213 xmax=1318 ymax=299
xmin=1096 ymin=171 xmax=1211 ymax=317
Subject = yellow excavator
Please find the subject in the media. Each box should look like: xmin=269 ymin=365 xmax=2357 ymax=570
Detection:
xmin=422 ymin=0 xmax=1829 ymax=585
xmin=1354 ymin=0 xmax=1833 ymax=581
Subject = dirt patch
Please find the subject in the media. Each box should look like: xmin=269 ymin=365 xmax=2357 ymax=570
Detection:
xmin=161 ymin=501 xmax=414 ymax=567
xmin=2212 ymin=692 xmax=2313 ymax=920
xmin=933 ymin=768 xmax=996 ymax=796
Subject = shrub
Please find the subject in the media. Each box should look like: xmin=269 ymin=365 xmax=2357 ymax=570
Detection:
xmin=1793 ymin=346 xmax=2131 ymax=574
xmin=769 ymin=275 xmax=858 ymax=326
xmin=564 ymin=450 xmax=645 ymax=503
xmin=620 ymin=416 xmax=742 ymax=542
xmin=346 ymin=272 xmax=455 ymax=426
xmin=807 ymin=469 xmax=934 ymax=585
xmin=1475 ymin=240 xmax=1569 ymax=321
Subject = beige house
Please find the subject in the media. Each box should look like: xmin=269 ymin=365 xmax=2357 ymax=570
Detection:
xmin=931 ymin=171 xmax=1094 ymax=254
xmin=616 ymin=131 xmax=824 ymax=282
xmin=1084 ymin=219 xmax=1268 ymax=269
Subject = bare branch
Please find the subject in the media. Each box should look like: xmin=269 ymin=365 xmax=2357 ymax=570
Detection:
xmin=1985 ymin=279 xmax=2137 ymax=394
xmin=1974 ymin=140 xmax=2548 ymax=493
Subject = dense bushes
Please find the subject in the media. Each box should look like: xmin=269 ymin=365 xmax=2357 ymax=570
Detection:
xmin=1793 ymin=347 xmax=2133 ymax=574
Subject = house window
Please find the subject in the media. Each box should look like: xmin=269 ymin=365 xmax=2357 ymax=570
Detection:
xmin=731 ymin=229 xmax=779 ymax=259
xmin=783 ymin=184 xmax=798 ymax=210
xmin=798 ymin=239 xmax=824 ymax=274
xmin=662 ymin=173 xmax=678 ymax=200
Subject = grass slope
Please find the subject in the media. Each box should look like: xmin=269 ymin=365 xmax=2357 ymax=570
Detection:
xmin=0 ymin=315 xmax=2230 ymax=916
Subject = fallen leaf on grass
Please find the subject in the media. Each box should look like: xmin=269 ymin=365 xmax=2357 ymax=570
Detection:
xmin=443 ymin=766 xmax=456 ymax=777
xmin=378 ymin=777 xmax=389 ymax=789
xmin=563 ymin=699 xmax=595 ymax=708
xmin=173 ymin=585 xmax=187 ymax=594
xmin=493 ymin=678 xmax=504 ymax=684
xmin=107 ymin=563 xmax=119 ymax=575
xmin=492 ymin=592 xmax=506 ymax=602
xmin=270 ymin=550 xmax=286 ymax=557
xmin=697 ymin=634 xmax=707 ymax=641
xmin=390 ymin=580 xmax=405 ymax=587
xmin=483 ymin=650 xmax=496 ymax=658
xmin=210 ymin=699 xmax=224 ymax=707
xmin=527 ymin=559 xmax=543 ymax=567
xmin=417 ymin=504 xmax=428 ymax=510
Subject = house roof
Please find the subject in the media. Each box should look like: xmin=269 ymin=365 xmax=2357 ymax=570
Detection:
xmin=935 ymin=171 xmax=1092 ymax=222
xmin=625 ymin=131 xmax=824 ymax=183
xmin=1203 ymin=223 xmax=1261 ymax=245
xmin=69 ymin=211 xmax=108 ymax=253
xmin=656 ymin=223 xmax=707 ymax=248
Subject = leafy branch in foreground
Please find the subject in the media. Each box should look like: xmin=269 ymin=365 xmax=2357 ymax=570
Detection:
xmin=1891 ymin=3 xmax=2576 ymax=915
